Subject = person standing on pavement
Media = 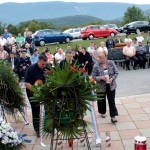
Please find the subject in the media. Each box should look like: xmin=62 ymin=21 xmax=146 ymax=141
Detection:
xmin=92 ymin=51 xmax=119 ymax=123
xmin=24 ymin=54 xmax=48 ymax=137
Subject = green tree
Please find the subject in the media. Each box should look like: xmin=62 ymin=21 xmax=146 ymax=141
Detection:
xmin=27 ymin=20 xmax=41 ymax=33
xmin=123 ymin=6 xmax=145 ymax=24
xmin=0 ymin=22 xmax=4 ymax=35
xmin=7 ymin=24 xmax=18 ymax=36
xmin=60 ymin=26 xmax=71 ymax=32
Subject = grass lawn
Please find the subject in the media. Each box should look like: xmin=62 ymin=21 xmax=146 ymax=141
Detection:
xmin=36 ymin=32 xmax=149 ymax=54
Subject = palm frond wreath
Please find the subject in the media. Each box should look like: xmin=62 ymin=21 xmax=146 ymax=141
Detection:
xmin=31 ymin=63 xmax=102 ymax=149
xmin=0 ymin=60 xmax=25 ymax=121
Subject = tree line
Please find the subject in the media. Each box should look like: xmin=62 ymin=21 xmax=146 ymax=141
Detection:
xmin=0 ymin=6 xmax=149 ymax=36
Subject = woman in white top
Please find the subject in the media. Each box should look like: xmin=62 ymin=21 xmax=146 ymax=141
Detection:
xmin=98 ymin=41 xmax=108 ymax=55
xmin=54 ymin=48 xmax=65 ymax=64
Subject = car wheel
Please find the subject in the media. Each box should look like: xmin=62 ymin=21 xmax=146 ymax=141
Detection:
xmin=82 ymin=38 xmax=87 ymax=40
xmin=136 ymin=28 xmax=140 ymax=34
xmin=65 ymin=37 xmax=70 ymax=43
xmin=88 ymin=34 xmax=94 ymax=40
xmin=59 ymin=41 xmax=63 ymax=44
xmin=110 ymin=32 xmax=115 ymax=37
xmin=40 ymin=40 xmax=45 ymax=46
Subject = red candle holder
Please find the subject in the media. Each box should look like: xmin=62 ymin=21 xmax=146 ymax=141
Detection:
xmin=68 ymin=138 xmax=73 ymax=147
xmin=134 ymin=136 xmax=147 ymax=150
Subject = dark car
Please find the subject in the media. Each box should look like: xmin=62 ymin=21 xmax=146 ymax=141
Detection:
xmin=117 ymin=24 xmax=128 ymax=33
xmin=33 ymin=29 xmax=73 ymax=46
xmin=123 ymin=21 xmax=150 ymax=34
xmin=80 ymin=25 xmax=118 ymax=40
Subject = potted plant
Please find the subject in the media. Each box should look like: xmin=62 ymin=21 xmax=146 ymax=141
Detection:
xmin=31 ymin=63 xmax=102 ymax=149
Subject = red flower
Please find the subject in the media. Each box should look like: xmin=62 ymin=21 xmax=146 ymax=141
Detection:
xmin=79 ymin=68 xmax=86 ymax=73
xmin=89 ymin=77 xmax=95 ymax=84
xmin=69 ymin=65 xmax=76 ymax=72
xmin=35 ymin=79 xmax=43 ymax=85
xmin=50 ymin=70 xmax=53 ymax=73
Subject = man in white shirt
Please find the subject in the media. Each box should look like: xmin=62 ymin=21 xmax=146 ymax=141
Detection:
xmin=7 ymin=34 xmax=16 ymax=45
xmin=123 ymin=40 xmax=138 ymax=70
xmin=87 ymin=42 xmax=94 ymax=55
xmin=0 ymin=34 xmax=7 ymax=46
xmin=136 ymin=32 xmax=144 ymax=43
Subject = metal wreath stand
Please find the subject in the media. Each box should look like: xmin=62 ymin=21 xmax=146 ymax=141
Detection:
xmin=45 ymin=86 xmax=92 ymax=150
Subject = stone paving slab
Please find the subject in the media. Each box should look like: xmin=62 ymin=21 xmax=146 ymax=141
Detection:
xmin=7 ymin=93 xmax=150 ymax=150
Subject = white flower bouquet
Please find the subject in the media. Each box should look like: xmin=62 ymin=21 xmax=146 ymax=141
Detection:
xmin=0 ymin=121 xmax=23 ymax=150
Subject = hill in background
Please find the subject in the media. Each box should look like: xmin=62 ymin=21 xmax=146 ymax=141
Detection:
xmin=0 ymin=2 xmax=150 ymax=25
xmin=37 ymin=15 xmax=101 ymax=27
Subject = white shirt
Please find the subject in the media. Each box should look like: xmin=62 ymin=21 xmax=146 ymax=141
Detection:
xmin=87 ymin=46 xmax=94 ymax=54
xmin=7 ymin=37 xmax=16 ymax=45
xmin=0 ymin=38 xmax=7 ymax=46
xmin=98 ymin=47 xmax=108 ymax=55
xmin=54 ymin=52 xmax=65 ymax=64
xmin=136 ymin=36 xmax=144 ymax=42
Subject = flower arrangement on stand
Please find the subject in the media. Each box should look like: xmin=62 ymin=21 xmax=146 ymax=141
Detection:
xmin=0 ymin=121 xmax=23 ymax=150
xmin=0 ymin=60 xmax=25 ymax=121
xmin=31 ymin=63 xmax=102 ymax=149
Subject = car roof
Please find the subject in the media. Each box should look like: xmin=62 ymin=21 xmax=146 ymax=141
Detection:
xmin=37 ymin=29 xmax=57 ymax=32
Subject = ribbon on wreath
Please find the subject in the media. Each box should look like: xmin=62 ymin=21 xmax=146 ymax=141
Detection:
xmin=40 ymin=105 xmax=46 ymax=147
xmin=17 ymin=134 xmax=32 ymax=143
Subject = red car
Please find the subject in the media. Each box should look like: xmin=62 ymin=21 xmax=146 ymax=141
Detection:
xmin=80 ymin=25 xmax=118 ymax=40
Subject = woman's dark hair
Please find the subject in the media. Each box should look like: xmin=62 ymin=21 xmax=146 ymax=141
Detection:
xmin=38 ymin=54 xmax=48 ymax=62
xmin=82 ymin=47 xmax=86 ymax=51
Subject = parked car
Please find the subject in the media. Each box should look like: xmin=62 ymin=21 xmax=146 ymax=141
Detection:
xmin=123 ymin=21 xmax=150 ymax=34
xmin=80 ymin=25 xmax=118 ymax=40
xmin=103 ymin=24 xmax=119 ymax=30
xmin=117 ymin=24 xmax=128 ymax=33
xmin=33 ymin=29 xmax=73 ymax=46
xmin=63 ymin=28 xmax=81 ymax=39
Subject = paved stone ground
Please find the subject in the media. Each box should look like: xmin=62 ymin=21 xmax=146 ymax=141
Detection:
xmin=6 ymin=93 xmax=150 ymax=150
xmin=5 ymin=67 xmax=150 ymax=150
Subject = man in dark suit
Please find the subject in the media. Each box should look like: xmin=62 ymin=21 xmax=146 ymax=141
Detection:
xmin=106 ymin=36 xmax=115 ymax=50
xmin=7 ymin=52 xmax=20 ymax=79
xmin=60 ymin=50 xmax=77 ymax=69
xmin=19 ymin=50 xmax=31 ymax=79
xmin=115 ymin=34 xmax=123 ymax=44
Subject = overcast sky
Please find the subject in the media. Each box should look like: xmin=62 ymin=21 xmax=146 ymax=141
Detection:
xmin=0 ymin=0 xmax=150 ymax=4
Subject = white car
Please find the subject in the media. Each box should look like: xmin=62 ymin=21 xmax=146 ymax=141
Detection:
xmin=63 ymin=28 xmax=81 ymax=39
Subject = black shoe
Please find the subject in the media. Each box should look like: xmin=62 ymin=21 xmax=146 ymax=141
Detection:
xmin=133 ymin=67 xmax=136 ymax=70
xmin=111 ymin=117 xmax=117 ymax=123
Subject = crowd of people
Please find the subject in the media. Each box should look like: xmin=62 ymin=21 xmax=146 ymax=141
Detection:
xmin=0 ymin=28 xmax=150 ymax=80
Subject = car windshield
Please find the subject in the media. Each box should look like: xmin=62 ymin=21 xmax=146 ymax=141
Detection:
xmin=128 ymin=22 xmax=135 ymax=26
xmin=81 ymin=27 xmax=87 ymax=31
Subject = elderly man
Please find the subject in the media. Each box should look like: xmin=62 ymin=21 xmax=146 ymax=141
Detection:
xmin=115 ymin=34 xmax=123 ymax=44
xmin=123 ymin=40 xmax=138 ymax=70
xmin=135 ymin=39 xmax=147 ymax=69
xmin=7 ymin=34 xmax=16 ymax=45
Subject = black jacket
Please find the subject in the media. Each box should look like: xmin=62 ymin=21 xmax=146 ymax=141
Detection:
xmin=60 ymin=59 xmax=77 ymax=69
xmin=106 ymin=39 xmax=115 ymax=49
xmin=7 ymin=57 xmax=20 ymax=72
